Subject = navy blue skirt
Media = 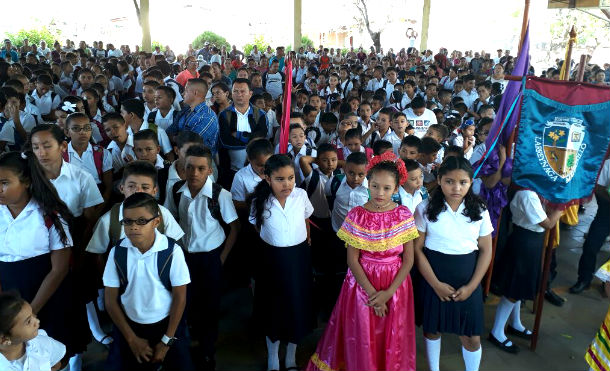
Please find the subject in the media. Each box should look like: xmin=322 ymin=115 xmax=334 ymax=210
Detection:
xmin=419 ymin=248 xmax=484 ymax=337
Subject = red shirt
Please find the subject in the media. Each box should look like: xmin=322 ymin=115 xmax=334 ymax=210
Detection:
xmin=176 ymin=69 xmax=199 ymax=87
xmin=320 ymin=55 xmax=330 ymax=70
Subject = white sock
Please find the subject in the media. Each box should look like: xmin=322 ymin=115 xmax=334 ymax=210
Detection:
xmin=69 ymin=353 xmax=82 ymax=371
xmin=424 ymin=337 xmax=441 ymax=371
xmin=462 ymin=346 xmax=482 ymax=371
xmin=86 ymin=302 xmax=112 ymax=344
xmin=266 ymin=336 xmax=280 ymax=371
xmin=509 ymin=300 xmax=530 ymax=333
xmin=286 ymin=342 xmax=297 ymax=369
xmin=97 ymin=288 xmax=105 ymax=311
xmin=491 ymin=296 xmax=514 ymax=346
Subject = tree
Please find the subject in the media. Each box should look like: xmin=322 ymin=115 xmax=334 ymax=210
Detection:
xmin=132 ymin=0 xmax=151 ymax=52
xmin=192 ymin=31 xmax=231 ymax=50
xmin=286 ymin=36 xmax=314 ymax=52
xmin=243 ymin=35 xmax=270 ymax=56
xmin=5 ymin=26 xmax=61 ymax=48
xmin=354 ymin=0 xmax=382 ymax=52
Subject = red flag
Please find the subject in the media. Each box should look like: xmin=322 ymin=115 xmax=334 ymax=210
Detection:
xmin=279 ymin=58 xmax=293 ymax=154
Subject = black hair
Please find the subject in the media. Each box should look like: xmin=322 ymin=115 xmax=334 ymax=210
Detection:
xmin=133 ymin=129 xmax=159 ymax=146
xmin=289 ymin=123 xmax=305 ymax=134
xmin=290 ymin=111 xmax=304 ymax=120
xmin=0 ymin=151 xmax=73 ymax=245
xmin=438 ymin=89 xmax=452 ymax=99
xmin=368 ymin=159 xmax=400 ymax=187
xmin=246 ymin=138 xmax=274 ymax=159
xmin=121 ymin=160 xmax=158 ymax=186
xmin=65 ymin=112 xmax=90 ymax=128
xmin=444 ymin=145 xmax=464 ymax=158
xmin=102 ymin=112 xmax=125 ymax=124
xmin=420 ymin=136 xmax=442 ymax=154
xmin=122 ymin=192 xmax=160 ymax=217
xmin=345 ymin=151 xmax=367 ymax=166
xmin=377 ymin=107 xmax=395 ymax=120
xmin=428 ymin=123 xmax=449 ymax=140
xmin=247 ymin=154 xmax=294 ymax=229
xmin=372 ymin=140 xmax=393 ymax=156
xmin=175 ymin=130 xmax=203 ymax=149
xmin=320 ymin=112 xmax=338 ymax=124
xmin=156 ymin=85 xmax=176 ymax=102
xmin=477 ymin=117 xmax=494 ymax=129
xmin=302 ymin=104 xmax=317 ymax=116
xmin=185 ymin=144 xmax=213 ymax=166
xmin=401 ymin=135 xmax=422 ymax=150
xmin=316 ymin=143 xmax=337 ymax=156
xmin=410 ymin=96 xmax=426 ymax=109
xmin=28 ymin=123 xmax=66 ymax=148
xmin=36 ymin=74 xmax=52 ymax=86
xmin=344 ymin=127 xmax=362 ymax=142
xmin=121 ymin=98 xmax=145 ymax=119
xmin=426 ymin=156 xmax=486 ymax=222
xmin=232 ymin=77 xmax=252 ymax=91
xmin=403 ymin=158 xmax=420 ymax=172
xmin=0 ymin=291 xmax=25 ymax=337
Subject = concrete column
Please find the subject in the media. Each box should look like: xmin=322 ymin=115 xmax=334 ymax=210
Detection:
xmin=294 ymin=0 xmax=302 ymax=50
xmin=420 ymin=0 xmax=431 ymax=51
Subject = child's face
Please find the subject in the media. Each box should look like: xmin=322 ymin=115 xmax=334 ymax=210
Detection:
xmin=477 ymin=86 xmax=490 ymax=101
xmin=253 ymin=98 xmax=265 ymax=111
xmin=477 ymin=124 xmax=491 ymax=143
xmin=103 ymin=119 xmax=128 ymax=144
xmin=81 ymin=91 xmax=97 ymax=109
xmin=344 ymin=162 xmax=367 ymax=188
xmin=297 ymin=94 xmax=308 ymax=107
xmin=369 ymin=170 xmax=398 ymax=206
xmin=418 ymin=151 xmax=438 ymax=166
xmin=359 ymin=105 xmax=371 ymax=119
xmin=251 ymin=75 xmax=262 ymax=88
xmin=79 ymin=72 xmax=93 ymax=89
xmin=134 ymin=139 xmax=160 ymax=163
xmin=318 ymin=75 xmax=327 ymax=86
xmin=317 ymin=151 xmax=338 ymax=175
xmin=329 ymin=76 xmax=339 ymax=87
xmin=424 ymin=129 xmax=443 ymax=143
xmin=309 ymin=81 xmax=318 ymax=92
xmin=392 ymin=116 xmax=408 ymax=134
xmin=404 ymin=84 xmax=415 ymax=95
xmin=399 ymin=145 xmax=419 ymax=161
xmin=319 ymin=100 xmax=327 ymax=112
xmin=289 ymin=128 xmax=306 ymax=150
xmin=142 ymin=86 xmax=156 ymax=104
xmin=376 ymin=113 xmax=391 ymax=133
xmin=154 ymin=89 xmax=172 ymax=110
xmin=371 ymin=100 xmax=382 ymax=114
xmin=35 ymin=82 xmax=51 ymax=97
xmin=480 ymin=108 xmax=494 ymax=119
xmin=0 ymin=168 xmax=30 ymax=207
xmin=185 ymin=155 xmax=213 ymax=190
xmin=439 ymin=169 xmax=472 ymax=203
xmin=264 ymin=99 xmax=275 ymax=111
xmin=121 ymin=175 xmax=158 ymax=198
xmin=31 ymin=131 xmax=67 ymax=166
xmin=435 ymin=111 xmax=444 ymax=123
xmin=309 ymin=96 xmax=321 ymax=110
xmin=405 ymin=127 xmax=415 ymax=136
xmin=349 ymin=99 xmax=359 ymax=112
xmin=0 ymin=302 xmax=40 ymax=344
xmin=55 ymin=110 xmax=68 ymax=130
xmin=387 ymin=71 xmax=397 ymax=82
xmin=454 ymin=83 xmax=463 ymax=93
xmin=67 ymin=117 xmax=93 ymax=147
xmin=321 ymin=121 xmax=336 ymax=134
xmin=345 ymin=137 xmax=362 ymax=153
xmin=462 ymin=125 xmax=475 ymax=138
xmin=304 ymin=110 xmax=318 ymax=126
xmin=122 ymin=206 xmax=160 ymax=248
xmin=250 ymin=154 xmax=271 ymax=177
xmin=403 ymin=167 xmax=423 ymax=193
xmin=265 ymin=165 xmax=295 ymax=199
xmin=426 ymin=85 xmax=437 ymax=97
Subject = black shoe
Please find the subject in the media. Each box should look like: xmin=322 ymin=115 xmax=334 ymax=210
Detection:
xmin=569 ymin=280 xmax=591 ymax=294
xmin=488 ymin=333 xmax=520 ymax=354
xmin=202 ymin=356 xmax=216 ymax=371
xmin=545 ymin=289 xmax=565 ymax=307
xmin=506 ymin=325 xmax=533 ymax=340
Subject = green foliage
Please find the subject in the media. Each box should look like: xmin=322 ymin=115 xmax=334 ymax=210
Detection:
xmin=192 ymin=31 xmax=230 ymax=50
xmin=4 ymin=27 xmax=61 ymax=48
xmin=340 ymin=47 xmax=350 ymax=56
xmin=287 ymin=35 xmax=315 ymax=52
xmin=243 ymin=35 xmax=269 ymax=57
xmin=151 ymin=40 xmax=163 ymax=50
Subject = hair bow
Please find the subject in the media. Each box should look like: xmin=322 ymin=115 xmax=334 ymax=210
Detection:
xmin=61 ymin=101 xmax=77 ymax=113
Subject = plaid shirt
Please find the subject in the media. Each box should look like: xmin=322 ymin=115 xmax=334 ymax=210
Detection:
xmin=168 ymin=101 xmax=219 ymax=155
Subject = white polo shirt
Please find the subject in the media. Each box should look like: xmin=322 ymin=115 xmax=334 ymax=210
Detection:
xmin=107 ymin=135 xmax=136 ymax=172
xmin=414 ymin=199 xmax=494 ymax=255
xmin=249 ymin=187 xmax=314 ymax=247
xmin=598 ymin=159 xmax=610 ymax=187
xmin=302 ymin=168 xmax=333 ymax=218
xmin=398 ymin=186 xmax=424 ymax=214
xmin=127 ymin=122 xmax=173 ymax=155
xmin=230 ymin=164 xmax=263 ymax=202
xmin=388 ymin=131 xmax=405 ymax=156
xmin=0 ymin=329 xmax=65 ymax=371
xmin=86 ymin=203 xmax=184 ymax=254
xmin=30 ymin=89 xmax=61 ymax=116
xmin=153 ymin=108 xmax=175 ymax=130
xmin=0 ymin=112 xmax=37 ymax=144
xmin=50 ymin=161 xmax=104 ymax=217
xmin=510 ymin=190 xmax=547 ymax=233
xmin=65 ymin=142 xmax=113 ymax=184
xmin=164 ymin=177 xmax=238 ymax=253
xmin=326 ymin=176 xmax=369 ymax=232
xmin=0 ymin=200 xmax=72 ymax=262
xmin=457 ymin=89 xmax=479 ymax=110
xmin=103 ymin=231 xmax=191 ymax=324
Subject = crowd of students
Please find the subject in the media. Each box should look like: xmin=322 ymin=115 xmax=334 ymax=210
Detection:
xmin=0 ymin=37 xmax=609 ymax=371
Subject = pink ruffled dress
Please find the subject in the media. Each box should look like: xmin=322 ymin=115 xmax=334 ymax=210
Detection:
xmin=306 ymin=205 xmax=419 ymax=371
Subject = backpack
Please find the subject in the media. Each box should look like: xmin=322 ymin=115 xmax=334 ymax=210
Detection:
xmin=326 ymin=173 xmax=346 ymax=212
xmin=113 ymin=237 xmax=175 ymax=294
xmin=107 ymin=203 xmax=166 ymax=248
xmin=165 ymin=78 xmax=185 ymax=95
xmin=223 ymin=107 xmax=262 ymax=143
xmin=171 ymin=179 xmax=224 ymax=223
xmin=147 ymin=110 xmax=158 ymax=125
xmin=62 ymin=144 xmax=104 ymax=180
xmin=305 ymin=126 xmax=321 ymax=146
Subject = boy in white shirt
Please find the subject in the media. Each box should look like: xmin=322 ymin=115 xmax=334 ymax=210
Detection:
xmin=30 ymin=74 xmax=61 ymax=122
xmin=0 ymin=89 xmax=37 ymax=151
xmin=148 ymin=86 xmax=176 ymax=130
xmin=388 ymin=111 xmax=408 ymax=155
xmin=398 ymin=159 xmax=427 ymax=213
xmin=103 ymin=113 xmax=136 ymax=172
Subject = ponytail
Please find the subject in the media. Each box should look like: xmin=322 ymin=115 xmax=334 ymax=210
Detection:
xmin=0 ymin=151 xmax=73 ymax=245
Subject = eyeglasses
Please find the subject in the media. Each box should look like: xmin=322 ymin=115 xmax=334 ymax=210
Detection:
xmin=69 ymin=125 xmax=93 ymax=132
xmin=120 ymin=215 xmax=159 ymax=226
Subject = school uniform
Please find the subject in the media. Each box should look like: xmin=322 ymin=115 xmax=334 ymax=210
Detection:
xmin=163 ymin=177 xmax=238 ymax=359
xmin=103 ymin=230 xmax=193 ymax=371
xmin=107 ymin=135 xmax=136 ymax=172
xmin=0 ymin=111 xmax=37 ymax=148
xmin=153 ymin=108 xmax=175 ymax=130
xmin=398 ymin=186 xmax=425 ymax=214
xmin=387 ymin=131 xmax=405 ymax=155
xmin=495 ymin=190 xmax=549 ymax=301
xmin=0 ymin=200 xmax=73 ymax=355
xmin=414 ymin=199 xmax=494 ymax=336
xmin=452 ymin=135 xmax=474 ymax=159
xmin=0 ymin=329 xmax=65 ymax=371
xmin=284 ymin=144 xmax=317 ymax=186
xmin=327 ymin=176 xmax=369 ymax=233
xmin=30 ymin=89 xmax=61 ymax=116
xmin=230 ymin=164 xmax=263 ymax=203
xmin=50 ymin=161 xmax=104 ymax=218
xmin=249 ymin=187 xmax=315 ymax=343
xmin=470 ymin=143 xmax=486 ymax=165
xmin=65 ymin=142 xmax=113 ymax=184
xmin=127 ymin=122 xmax=173 ymax=155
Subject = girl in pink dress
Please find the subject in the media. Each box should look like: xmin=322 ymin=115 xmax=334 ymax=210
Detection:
xmin=307 ymin=151 xmax=419 ymax=371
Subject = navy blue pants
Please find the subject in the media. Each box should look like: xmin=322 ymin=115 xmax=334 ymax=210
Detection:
xmin=577 ymin=196 xmax=610 ymax=283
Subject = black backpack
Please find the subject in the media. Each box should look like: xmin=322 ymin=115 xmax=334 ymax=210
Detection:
xmin=171 ymin=180 xmax=224 ymax=223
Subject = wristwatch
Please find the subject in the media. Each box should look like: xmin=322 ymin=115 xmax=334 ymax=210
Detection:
xmin=161 ymin=334 xmax=177 ymax=346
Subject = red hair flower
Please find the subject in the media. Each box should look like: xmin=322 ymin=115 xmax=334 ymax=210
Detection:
xmin=366 ymin=151 xmax=409 ymax=185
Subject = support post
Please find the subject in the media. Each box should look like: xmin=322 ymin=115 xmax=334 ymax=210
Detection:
xmin=294 ymin=0 xmax=302 ymax=51
xmin=419 ymin=0 xmax=431 ymax=51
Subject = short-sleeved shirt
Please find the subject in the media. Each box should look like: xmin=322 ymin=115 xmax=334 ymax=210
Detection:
xmin=0 ymin=111 xmax=37 ymax=144
xmin=302 ymin=168 xmax=333 ymax=219
xmin=326 ymin=176 xmax=369 ymax=232
xmin=30 ymin=89 xmax=61 ymax=116
xmin=598 ymin=159 xmax=610 ymax=187
xmin=230 ymin=164 xmax=263 ymax=202
xmin=249 ymin=187 xmax=314 ymax=247
xmin=414 ymin=199 xmax=494 ymax=255
xmin=50 ymin=161 xmax=104 ymax=217
xmin=0 ymin=329 xmax=65 ymax=371
xmin=127 ymin=123 xmax=172 ymax=155
xmin=167 ymin=102 xmax=220 ymax=155
xmin=398 ymin=186 xmax=424 ymax=214
xmin=164 ymin=177 xmax=238 ymax=253
xmin=404 ymin=107 xmax=438 ymax=138
xmin=65 ymin=142 xmax=113 ymax=184
xmin=510 ymin=190 xmax=547 ymax=233
xmin=103 ymin=231 xmax=191 ymax=324
xmin=107 ymin=136 xmax=137 ymax=172
xmin=0 ymin=200 xmax=72 ymax=262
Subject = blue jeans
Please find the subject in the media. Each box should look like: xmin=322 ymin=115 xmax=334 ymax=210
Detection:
xmin=577 ymin=196 xmax=610 ymax=283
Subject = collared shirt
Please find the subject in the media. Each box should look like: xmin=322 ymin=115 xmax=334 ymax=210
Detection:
xmin=107 ymin=135 xmax=136 ymax=172
xmin=470 ymin=143 xmax=486 ymax=165
xmin=65 ymin=142 xmax=113 ymax=184
xmin=50 ymin=161 xmax=104 ymax=217
xmin=30 ymin=89 xmax=61 ymax=116
xmin=457 ymin=88 xmax=479 ymax=110
xmin=103 ymin=230 xmax=191 ymax=324
xmin=176 ymin=69 xmax=199 ymax=88
xmin=327 ymin=176 xmax=369 ymax=232
xmin=86 ymin=203 xmax=184 ymax=254
xmin=293 ymin=67 xmax=308 ymax=85
xmin=414 ymin=199 xmax=494 ymax=255
xmin=0 ymin=111 xmax=37 ymax=145
xmin=164 ymin=177 xmax=238 ymax=253
xmin=148 ymin=108 xmax=175 ymax=130
xmin=398 ymin=186 xmax=424 ymax=214
xmin=167 ymin=101 xmax=219 ymax=155
xmin=366 ymin=78 xmax=385 ymax=92
xmin=281 ymin=144 xmax=317 ymax=186
xmin=0 ymin=199 xmax=72 ymax=262
xmin=302 ymin=168 xmax=333 ymax=218
xmin=388 ymin=131 xmax=405 ymax=156
xmin=510 ymin=190 xmax=547 ymax=233
xmin=230 ymin=164 xmax=263 ymax=202
xmin=249 ymin=187 xmax=314 ymax=247
xmin=0 ymin=330 xmax=65 ymax=371
xmin=127 ymin=122 xmax=172 ymax=155
xmin=370 ymin=128 xmax=394 ymax=146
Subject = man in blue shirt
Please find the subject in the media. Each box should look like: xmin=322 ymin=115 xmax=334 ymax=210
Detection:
xmin=167 ymin=78 xmax=219 ymax=155
xmin=1 ymin=40 xmax=19 ymax=63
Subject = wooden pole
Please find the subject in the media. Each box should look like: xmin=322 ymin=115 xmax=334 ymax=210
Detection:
xmin=419 ymin=0 xmax=431 ymax=51
xmin=483 ymin=213 xmax=501 ymax=296
xmin=519 ymin=0 xmax=531 ymax=52
xmin=577 ymin=54 xmax=587 ymax=82
xmin=294 ymin=0 xmax=302 ymax=51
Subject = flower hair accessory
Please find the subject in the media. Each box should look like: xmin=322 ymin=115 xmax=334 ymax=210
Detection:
xmin=61 ymin=101 xmax=77 ymax=113
xmin=366 ymin=151 xmax=409 ymax=185
xmin=460 ymin=118 xmax=475 ymax=130
xmin=20 ymin=152 xmax=27 ymax=160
